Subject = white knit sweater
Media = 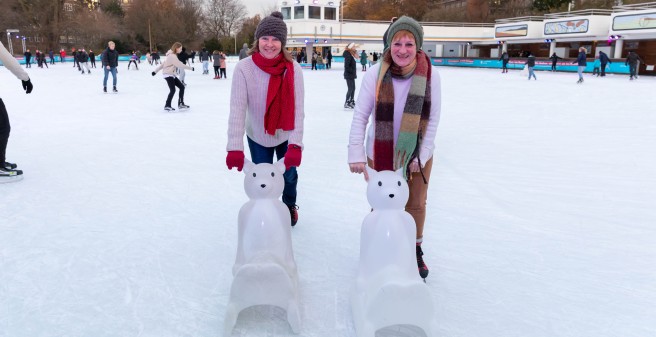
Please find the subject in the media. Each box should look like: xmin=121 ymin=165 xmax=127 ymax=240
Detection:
xmin=348 ymin=62 xmax=442 ymax=166
xmin=227 ymin=56 xmax=305 ymax=151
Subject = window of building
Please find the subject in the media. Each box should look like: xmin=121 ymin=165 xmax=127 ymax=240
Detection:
xmin=309 ymin=6 xmax=321 ymax=19
xmin=325 ymin=7 xmax=337 ymax=20
xmin=64 ymin=3 xmax=73 ymax=11
xmin=281 ymin=7 xmax=292 ymax=19
xmin=294 ymin=6 xmax=305 ymax=19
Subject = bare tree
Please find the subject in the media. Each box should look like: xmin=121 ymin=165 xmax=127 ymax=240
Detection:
xmin=203 ymin=0 xmax=248 ymax=39
xmin=125 ymin=0 xmax=201 ymax=51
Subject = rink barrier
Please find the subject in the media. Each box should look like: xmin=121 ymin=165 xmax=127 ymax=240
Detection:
xmin=2 ymin=55 xmax=632 ymax=74
xmin=431 ymin=58 xmax=631 ymax=74
xmin=1 ymin=55 xmax=146 ymax=66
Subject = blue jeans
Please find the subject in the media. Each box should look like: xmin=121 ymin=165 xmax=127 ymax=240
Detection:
xmin=528 ymin=67 xmax=536 ymax=80
xmin=203 ymin=60 xmax=209 ymax=73
xmin=103 ymin=67 xmax=117 ymax=87
xmin=629 ymin=64 xmax=637 ymax=78
xmin=577 ymin=66 xmax=585 ymax=80
xmin=247 ymin=137 xmax=298 ymax=207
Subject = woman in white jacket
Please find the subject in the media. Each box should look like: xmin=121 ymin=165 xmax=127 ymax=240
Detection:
xmin=0 ymin=40 xmax=33 ymax=182
xmin=151 ymin=42 xmax=194 ymax=111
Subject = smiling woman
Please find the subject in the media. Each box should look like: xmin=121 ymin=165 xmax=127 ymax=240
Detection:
xmin=227 ymin=11 xmax=305 ymax=227
xmin=348 ymin=16 xmax=442 ymax=281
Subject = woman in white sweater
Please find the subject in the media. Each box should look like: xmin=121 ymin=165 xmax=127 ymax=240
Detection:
xmin=151 ymin=42 xmax=194 ymax=111
xmin=226 ymin=12 xmax=305 ymax=227
xmin=348 ymin=17 xmax=441 ymax=280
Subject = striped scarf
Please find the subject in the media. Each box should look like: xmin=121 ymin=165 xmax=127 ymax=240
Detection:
xmin=373 ymin=50 xmax=432 ymax=179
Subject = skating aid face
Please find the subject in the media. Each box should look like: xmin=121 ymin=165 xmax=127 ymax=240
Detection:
xmin=365 ymin=167 xmax=409 ymax=210
xmin=243 ymin=159 xmax=286 ymax=200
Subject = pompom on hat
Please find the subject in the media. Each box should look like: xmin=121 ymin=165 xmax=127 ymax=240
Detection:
xmin=385 ymin=16 xmax=424 ymax=50
xmin=255 ymin=11 xmax=288 ymax=47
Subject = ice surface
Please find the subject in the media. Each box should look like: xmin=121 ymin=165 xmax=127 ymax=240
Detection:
xmin=1 ymin=61 xmax=655 ymax=337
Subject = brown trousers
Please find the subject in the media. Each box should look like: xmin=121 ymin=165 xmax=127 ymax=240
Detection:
xmin=368 ymin=158 xmax=433 ymax=239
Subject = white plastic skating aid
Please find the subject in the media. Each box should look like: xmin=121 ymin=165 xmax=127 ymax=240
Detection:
xmin=224 ymin=159 xmax=301 ymax=336
xmin=351 ymin=167 xmax=435 ymax=337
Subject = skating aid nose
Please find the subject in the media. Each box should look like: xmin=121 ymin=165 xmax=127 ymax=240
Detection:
xmin=389 ymin=194 xmax=394 ymax=198
xmin=261 ymin=184 xmax=266 ymax=188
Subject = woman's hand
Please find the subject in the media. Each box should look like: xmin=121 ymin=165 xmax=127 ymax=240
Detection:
xmin=408 ymin=159 xmax=421 ymax=173
xmin=349 ymin=162 xmax=369 ymax=181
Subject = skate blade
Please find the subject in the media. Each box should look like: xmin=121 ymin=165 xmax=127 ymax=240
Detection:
xmin=0 ymin=175 xmax=24 ymax=184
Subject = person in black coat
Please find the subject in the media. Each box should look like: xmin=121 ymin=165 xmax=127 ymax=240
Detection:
xmin=23 ymin=50 xmax=32 ymax=68
xmin=625 ymin=51 xmax=644 ymax=80
xmin=326 ymin=50 xmax=332 ymax=69
xmin=499 ymin=51 xmax=509 ymax=73
xmin=549 ymin=52 xmax=562 ymax=72
xmin=101 ymin=41 xmax=119 ymax=92
xmin=88 ymin=50 xmax=96 ymax=68
xmin=598 ymin=51 xmax=611 ymax=77
xmin=525 ymin=53 xmax=536 ymax=80
xmin=343 ymin=43 xmax=358 ymax=109
xmin=177 ymin=47 xmax=190 ymax=85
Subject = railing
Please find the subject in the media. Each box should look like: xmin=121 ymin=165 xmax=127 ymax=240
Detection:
xmin=495 ymin=16 xmax=545 ymax=23
xmin=613 ymin=1 xmax=656 ymax=12
xmin=544 ymin=9 xmax=614 ymax=18
xmin=342 ymin=19 xmax=494 ymax=27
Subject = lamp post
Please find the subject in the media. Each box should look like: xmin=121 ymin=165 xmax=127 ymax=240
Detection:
xmin=340 ymin=0 xmax=343 ymax=43
xmin=6 ymin=29 xmax=19 ymax=55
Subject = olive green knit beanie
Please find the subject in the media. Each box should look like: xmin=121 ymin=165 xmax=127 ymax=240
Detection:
xmin=385 ymin=16 xmax=424 ymax=50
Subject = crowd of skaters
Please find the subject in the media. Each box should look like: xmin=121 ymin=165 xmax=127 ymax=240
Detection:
xmin=499 ymin=48 xmax=645 ymax=83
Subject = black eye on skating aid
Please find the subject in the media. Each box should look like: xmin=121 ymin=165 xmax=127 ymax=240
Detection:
xmin=271 ymin=172 xmax=275 ymax=177
xmin=253 ymin=173 xmax=256 ymax=177
xmin=398 ymin=181 xmax=401 ymax=186
xmin=378 ymin=181 xmax=382 ymax=186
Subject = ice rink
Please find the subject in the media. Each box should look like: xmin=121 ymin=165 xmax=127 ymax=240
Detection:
xmin=1 ymin=59 xmax=655 ymax=337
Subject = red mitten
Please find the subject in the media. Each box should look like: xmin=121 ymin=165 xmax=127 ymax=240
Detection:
xmin=226 ymin=151 xmax=245 ymax=171
xmin=284 ymin=144 xmax=302 ymax=170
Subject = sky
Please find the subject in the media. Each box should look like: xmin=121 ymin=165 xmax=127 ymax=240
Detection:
xmin=242 ymin=0 xmax=279 ymax=17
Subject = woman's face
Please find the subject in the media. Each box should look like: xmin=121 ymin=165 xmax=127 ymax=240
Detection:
xmin=176 ymin=46 xmax=182 ymax=54
xmin=390 ymin=35 xmax=417 ymax=68
xmin=259 ymin=36 xmax=282 ymax=59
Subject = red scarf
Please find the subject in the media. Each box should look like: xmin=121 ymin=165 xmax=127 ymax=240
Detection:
xmin=252 ymin=52 xmax=295 ymax=135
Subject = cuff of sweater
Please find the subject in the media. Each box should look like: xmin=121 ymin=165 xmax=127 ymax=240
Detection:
xmin=226 ymin=139 xmax=244 ymax=152
xmin=348 ymin=144 xmax=367 ymax=164
xmin=419 ymin=147 xmax=433 ymax=168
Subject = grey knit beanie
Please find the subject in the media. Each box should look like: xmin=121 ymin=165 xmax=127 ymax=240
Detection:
xmin=385 ymin=16 xmax=424 ymax=50
xmin=255 ymin=12 xmax=287 ymax=47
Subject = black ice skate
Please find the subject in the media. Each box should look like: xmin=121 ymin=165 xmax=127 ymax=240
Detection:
xmin=178 ymin=102 xmax=190 ymax=110
xmin=164 ymin=106 xmax=176 ymax=112
xmin=3 ymin=161 xmax=17 ymax=170
xmin=103 ymin=86 xmax=107 ymax=93
xmin=113 ymin=86 xmax=118 ymax=93
xmin=288 ymin=204 xmax=299 ymax=227
xmin=416 ymin=244 xmax=429 ymax=281
xmin=0 ymin=166 xmax=23 ymax=184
